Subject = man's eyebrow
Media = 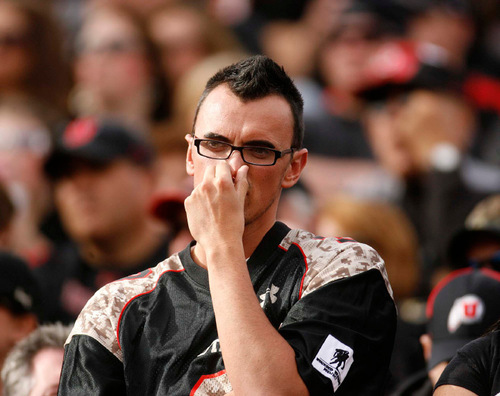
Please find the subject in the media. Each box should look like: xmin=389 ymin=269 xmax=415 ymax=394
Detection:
xmin=243 ymin=140 xmax=276 ymax=149
xmin=203 ymin=132 xmax=230 ymax=142
xmin=201 ymin=132 xmax=276 ymax=149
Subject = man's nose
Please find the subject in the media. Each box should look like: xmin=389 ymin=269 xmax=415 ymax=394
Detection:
xmin=226 ymin=149 xmax=245 ymax=176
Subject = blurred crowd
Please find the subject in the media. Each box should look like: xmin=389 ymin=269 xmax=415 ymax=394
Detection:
xmin=0 ymin=0 xmax=499 ymax=394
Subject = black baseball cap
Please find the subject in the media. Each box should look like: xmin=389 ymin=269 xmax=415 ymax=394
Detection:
xmin=0 ymin=251 xmax=42 ymax=318
xmin=425 ymin=268 xmax=500 ymax=369
xmin=44 ymin=117 xmax=154 ymax=179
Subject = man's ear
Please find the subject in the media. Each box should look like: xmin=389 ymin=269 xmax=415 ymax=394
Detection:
xmin=420 ymin=333 xmax=432 ymax=363
xmin=185 ymin=134 xmax=195 ymax=176
xmin=282 ymin=148 xmax=308 ymax=189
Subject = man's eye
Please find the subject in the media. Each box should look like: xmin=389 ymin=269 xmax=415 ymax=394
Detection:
xmin=203 ymin=140 xmax=227 ymax=151
xmin=245 ymin=147 xmax=272 ymax=159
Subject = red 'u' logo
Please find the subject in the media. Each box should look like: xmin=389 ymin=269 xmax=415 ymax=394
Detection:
xmin=464 ymin=302 xmax=478 ymax=318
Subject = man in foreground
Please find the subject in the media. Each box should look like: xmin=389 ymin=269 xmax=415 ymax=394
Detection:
xmin=58 ymin=55 xmax=396 ymax=395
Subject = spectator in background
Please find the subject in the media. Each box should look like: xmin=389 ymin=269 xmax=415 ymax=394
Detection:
xmin=0 ymin=251 xmax=41 ymax=392
xmin=358 ymin=39 xmax=488 ymax=287
xmin=37 ymin=118 xmax=170 ymax=323
xmin=298 ymin=1 xmax=411 ymax=210
xmin=0 ymin=0 xmax=71 ymax=123
xmin=70 ymin=2 xmax=168 ymax=133
xmin=403 ymin=0 xmax=500 ymax=195
xmin=446 ymin=194 xmax=500 ymax=271
xmin=392 ymin=268 xmax=500 ymax=395
xmin=147 ymin=1 xmax=243 ymax=115
xmin=405 ymin=0 xmax=476 ymax=72
xmin=314 ymin=194 xmax=425 ymax=393
xmin=0 ymin=97 xmax=62 ymax=267
xmin=1 ymin=323 xmax=71 ymax=396
xmin=304 ymin=0 xmax=408 ymax=159
xmin=462 ymin=3 xmax=500 ymax=160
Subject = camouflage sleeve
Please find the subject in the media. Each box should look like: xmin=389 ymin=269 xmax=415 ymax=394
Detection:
xmin=58 ymin=280 xmax=128 ymax=395
xmin=278 ymin=241 xmax=397 ymax=395
xmin=58 ymin=258 xmax=183 ymax=395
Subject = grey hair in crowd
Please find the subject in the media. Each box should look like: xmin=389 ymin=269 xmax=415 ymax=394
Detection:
xmin=1 ymin=322 xmax=72 ymax=396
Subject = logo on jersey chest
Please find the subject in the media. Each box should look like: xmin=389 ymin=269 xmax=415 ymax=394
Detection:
xmin=198 ymin=339 xmax=221 ymax=357
xmin=259 ymin=284 xmax=280 ymax=308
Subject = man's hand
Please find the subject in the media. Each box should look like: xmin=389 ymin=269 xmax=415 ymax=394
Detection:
xmin=184 ymin=162 xmax=249 ymax=252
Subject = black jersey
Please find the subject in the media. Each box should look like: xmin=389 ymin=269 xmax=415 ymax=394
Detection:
xmin=435 ymin=330 xmax=500 ymax=396
xmin=58 ymin=222 xmax=396 ymax=395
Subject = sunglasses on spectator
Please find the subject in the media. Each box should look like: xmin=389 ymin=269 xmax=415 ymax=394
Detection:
xmin=469 ymin=250 xmax=500 ymax=272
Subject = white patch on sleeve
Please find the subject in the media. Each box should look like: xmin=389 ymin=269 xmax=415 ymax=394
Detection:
xmin=312 ymin=334 xmax=354 ymax=392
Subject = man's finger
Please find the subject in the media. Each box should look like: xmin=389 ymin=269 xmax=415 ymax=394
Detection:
xmin=214 ymin=161 xmax=232 ymax=182
xmin=202 ymin=164 xmax=216 ymax=182
xmin=235 ymin=165 xmax=249 ymax=200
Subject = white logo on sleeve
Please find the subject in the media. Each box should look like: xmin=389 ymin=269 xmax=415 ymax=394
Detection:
xmin=312 ymin=334 xmax=354 ymax=392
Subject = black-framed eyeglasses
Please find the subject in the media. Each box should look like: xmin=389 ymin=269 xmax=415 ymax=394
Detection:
xmin=193 ymin=138 xmax=294 ymax=166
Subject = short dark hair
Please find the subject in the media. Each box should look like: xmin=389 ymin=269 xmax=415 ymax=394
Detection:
xmin=192 ymin=55 xmax=304 ymax=149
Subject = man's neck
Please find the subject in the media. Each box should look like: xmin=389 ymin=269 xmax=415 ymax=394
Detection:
xmin=242 ymin=218 xmax=276 ymax=259
xmin=192 ymin=217 xmax=276 ymax=269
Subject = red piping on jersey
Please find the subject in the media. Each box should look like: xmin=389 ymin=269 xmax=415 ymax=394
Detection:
xmin=278 ymin=243 xmax=309 ymax=299
xmin=116 ymin=268 xmax=185 ymax=350
xmin=190 ymin=369 xmax=227 ymax=396
xmin=292 ymin=242 xmax=308 ymax=300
